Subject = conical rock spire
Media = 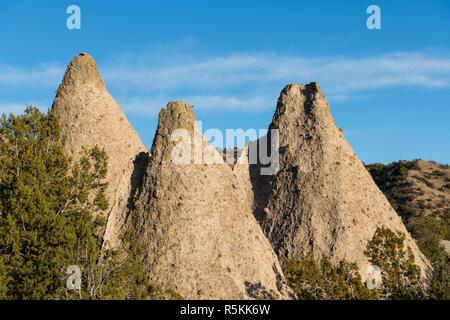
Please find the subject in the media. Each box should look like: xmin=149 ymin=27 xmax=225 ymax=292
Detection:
xmin=51 ymin=53 xmax=147 ymax=247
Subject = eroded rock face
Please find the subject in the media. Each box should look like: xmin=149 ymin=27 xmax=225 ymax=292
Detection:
xmin=51 ymin=53 xmax=147 ymax=247
xmin=50 ymin=53 xmax=430 ymax=297
xmin=235 ymin=83 xmax=430 ymax=278
xmin=130 ymin=101 xmax=292 ymax=299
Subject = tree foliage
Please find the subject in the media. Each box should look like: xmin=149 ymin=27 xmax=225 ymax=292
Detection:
xmin=0 ymin=107 xmax=181 ymax=300
xmin=408 ymin=216 xmax=449 ymax=299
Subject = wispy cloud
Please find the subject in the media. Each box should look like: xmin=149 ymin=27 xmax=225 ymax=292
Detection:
xmin=1 ymin=51 xmax=450 ymax=117
xmin=0 ymin=63 xmax=64 ymax=86
xmin=0 ymin=103 xmax=30 ymax=115
xmin=184 ymin=95 xmax=274 ymax=111
xmin=104 ymin=51 xmax=450 ymax=115
xmin=0 ymin=102 xmax=50 ymax=116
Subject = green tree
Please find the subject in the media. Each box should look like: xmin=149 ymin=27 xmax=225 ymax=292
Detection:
xmin=0 ymin=107 xmax=179 ymax=300
xmin=0 ymin=107 xmax=105 ymax=299
xmin=285 ymin=252 xmax=378 ymax=300
xmin=364 ymin=227 xmax=424 ymax=299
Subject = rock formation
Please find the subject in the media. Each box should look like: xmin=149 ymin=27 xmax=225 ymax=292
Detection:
xmin=51 ymin=53 xmax=147 ymax=247
xmin=51 ymin=53 xmax=431 ymax=298
xmin=130 ymin=101 xmax=292 ymax=299
xmin=366 ymin=159 xmax=449 ymax=224
xmin=234 ymin=83 xmax=430 ymax=278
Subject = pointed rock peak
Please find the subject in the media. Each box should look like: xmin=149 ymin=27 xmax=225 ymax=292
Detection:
xmin=165 ymin=100 xmax=194 ymax=116
xmin=158 ymin=100 xmax=196 ymax=132
xmin=51 ymin=53 xmax=146 ymax=248
xmin=57 ymin=52 xmax=105 ymax=93
xmin=248 ymin=82 xmax=430 ymax=279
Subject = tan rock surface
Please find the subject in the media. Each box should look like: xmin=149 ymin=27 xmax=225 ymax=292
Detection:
xmin=130 ymin=101 xmax=292 ymax=299
xmin=51 ymin=53 xmax=147 ymax=247
xmin=235 ymin=83 xmax=430 ymax=278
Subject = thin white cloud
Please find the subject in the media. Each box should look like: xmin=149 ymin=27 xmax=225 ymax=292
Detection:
xmin=1 ymin=51 xmax=450 ymax=116
xmin=0 ymin=103 xmax=29 ymax=115
xmin=102 ymin=52 xmax=450 ymax=93
xmin=0 ymin=103 xmax=49 ymax=116
xmin=118 ymin=97 xmax=168 ymax=117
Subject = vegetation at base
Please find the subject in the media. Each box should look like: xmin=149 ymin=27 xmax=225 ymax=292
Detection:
xmin=0 ymin=107 xmax=182 ymax=300
xmin=0 ymin=107 xmax=447 ymax=300
xmin=408 ymin=216 xmax=449 ymax=299
xmin=285 ymin=252 xmax=378 ymax=300
xmin=254 ymin=289 xmax=280 ymax=300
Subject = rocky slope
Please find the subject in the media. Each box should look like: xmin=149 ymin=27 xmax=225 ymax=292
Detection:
xmin=129 ymin=101 xmax=292 ymax=299
xmin=234 ymin=83 xmax=431 ymax=278
xmin=51 ymin=53 xmax=147 ymax=247
xmin=366 ymin=160 xmax=450 ymax=255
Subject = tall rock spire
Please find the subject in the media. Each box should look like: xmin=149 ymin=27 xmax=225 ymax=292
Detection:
xmin=51 ymin=53 xmax=147 ymax=247
xmin=236 ymin=82 xmax=430 ymax=278
xmin=130 ymin=101 xmax=292 ymax=299
xmin=56 ymin=52 xmax=106 ymax=92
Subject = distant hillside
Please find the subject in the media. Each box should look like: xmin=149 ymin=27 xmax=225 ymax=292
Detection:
xmin=366 ymin=160 xmax=449 ymax=221
xmin=366 ymin=159 xmax=449 ymax=297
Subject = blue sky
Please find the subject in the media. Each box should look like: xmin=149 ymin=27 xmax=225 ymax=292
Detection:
xmin=0 ymin=0 xmax=449 ymax=164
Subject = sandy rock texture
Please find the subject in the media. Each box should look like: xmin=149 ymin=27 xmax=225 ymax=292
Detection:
xmin=51 ymin=53 xmax=148 ymax=247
